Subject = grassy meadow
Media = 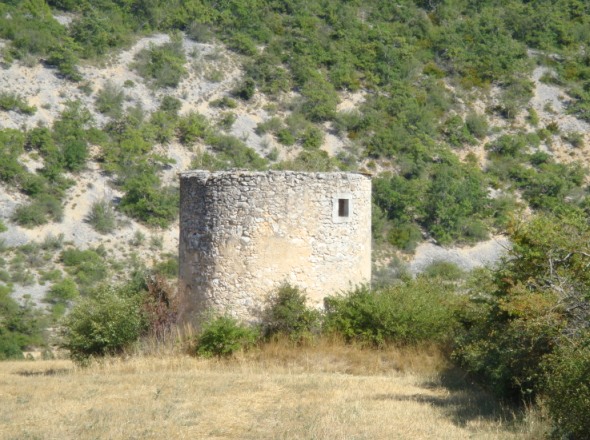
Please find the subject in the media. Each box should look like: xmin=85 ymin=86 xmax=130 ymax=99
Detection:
xmin=0 ymin=340 xmax=545 ymax=440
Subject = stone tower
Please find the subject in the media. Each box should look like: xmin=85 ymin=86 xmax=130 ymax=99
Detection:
xmin=179 ymin=170 xmax=371 ymax=322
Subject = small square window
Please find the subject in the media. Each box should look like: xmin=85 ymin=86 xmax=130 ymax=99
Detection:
xmin=338 ymin=198 xmax=349 ymax=217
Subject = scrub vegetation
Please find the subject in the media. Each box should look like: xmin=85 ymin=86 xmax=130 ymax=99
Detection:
xmin=1 ymin=1 xmax=590 ymax=437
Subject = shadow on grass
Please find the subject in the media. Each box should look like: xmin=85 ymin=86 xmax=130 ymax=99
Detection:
xmin=373 ymin=366 xmax=519 ymax=428
xmin=15 ymin=368 xmax=71 ymax=377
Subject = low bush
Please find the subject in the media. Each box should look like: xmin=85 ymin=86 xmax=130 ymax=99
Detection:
xmin=11 ymin=193 xmax=64 ymax=228
xmin=60 ymin=248 xmax=109 ymax=293
xmin=324 ymin=280 xmax=459 ymax=347
xmin=387 ymin=221 xmax=422 ymax=252
xmin=544 ymin=339 xmax=590 ymax=438
xmin=177 ymin=111 xmax=209 ymax=145
xmin=132 ymin=35 xmax=187 ymax=88
xmin=0 ymin=284 xmax=44 ymax=359
xmin=61 ymin=286 xmax=145 ymax=364
xmin=0 ymin=92 xmax=36 ymax=115
xmin=422 ymin=261 xmax=464 ymax=280
xmin=95 ymin=81 xmax=125 ymax=118
xmin=195 ymin=315 xmax=259 ymax=358
xmin=86 ymin=198 xmax=117 ymax=234
xmin=261 ymin=284 xmax=321 ymax=342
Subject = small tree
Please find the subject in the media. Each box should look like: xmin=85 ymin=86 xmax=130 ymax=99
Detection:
xmin=61 ymin=286 xmax=144 ymax=364
xmin=261 ymin=283 xmax=321 ymax=342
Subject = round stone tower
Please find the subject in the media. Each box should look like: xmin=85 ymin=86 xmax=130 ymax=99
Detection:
xmin=179 ymin=170 xmax=371 ymax=322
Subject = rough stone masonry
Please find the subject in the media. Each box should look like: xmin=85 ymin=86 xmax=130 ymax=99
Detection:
xmin=179 ymin=170 xmax=372 ymax=323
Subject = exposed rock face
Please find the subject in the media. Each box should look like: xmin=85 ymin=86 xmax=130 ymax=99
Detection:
xmin=179 ymin=170 xmax=372 ymax=323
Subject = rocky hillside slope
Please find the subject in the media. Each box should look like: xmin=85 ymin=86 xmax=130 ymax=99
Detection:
xmin=1 ymin=31 xmax=589 ymax=307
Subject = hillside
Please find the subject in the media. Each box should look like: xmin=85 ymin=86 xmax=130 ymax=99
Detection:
xmin=1 ymin=1 xmax=589 ymax=310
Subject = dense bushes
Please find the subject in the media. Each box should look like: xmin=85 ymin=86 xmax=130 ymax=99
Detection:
xmin=454 ymin=211 xmax=590 ymax=434
xmin=261 ymin=283 xmax=321 ymax=342
xmin=132 ymin=34 xmax=187 ymax=88
xmin=324 ymin=280 xmax=460 ymax=346
xmin=194 ymin=316 xmax=258 ymax=358
xmin=0 ymin=284 xmax=45 ymax=359
xmin=544 ymin=340 xmax=590 ymax=438
xmin=61 ymin=285 xmax=145 ymax=364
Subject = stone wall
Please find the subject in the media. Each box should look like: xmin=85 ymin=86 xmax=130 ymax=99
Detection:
xmin=179 ymin=170 xmax=371 ymax=323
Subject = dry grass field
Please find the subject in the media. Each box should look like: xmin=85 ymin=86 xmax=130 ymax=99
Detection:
xmin=0 ymin=341 xmax=546 ymax=439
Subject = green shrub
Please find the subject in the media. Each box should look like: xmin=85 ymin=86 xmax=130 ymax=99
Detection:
xmin=544 ymin=340 xmax=590 ymax=438
xmin=186 ymin=21 xmax=213 ymax=43
xmin=422 ymin=261 xmax=464 ymax=280
xmin=132 ymin=35 xmax=187 ymax=88
xmin=177 ymin=112 xmax=209 ymax=145
xmin=276 ymin=128 xmax=296 ymax=146
xmin=61 ymin=248 xmax=108 ymax=293
xmin=261 ymin=284 xmax=321 ymax=342
xmin=454 ymin=212 xmax=590 ymax=401
xmin=527 ymin=107 xmax=539 ymax=126
xmin=119 ymin=172 xmax=179 ymax=228
xmin=465 ymin=112 xmax=488 ymax=139
xmin=387 ymin=221 xmax=422 ymax=252
xmin=301 ymin=126 xmax=324 ymax=149
xmin=60 ymin=286 xmax=145 ymax=364
xmin=95 ymin=81 xmax=125 ymax=118
xmin=0 ymin=92 xmax=36 ymax=115
xmin=195 ymin=315 xmax=258 ymax=358
xmin=46 ymin=43 xmax=82 ymax=81
xmin=324 ymin=280 xmax=459 ymax=347
xmin=45 ymin=277 xmax=78 ymax=318
xmin=0 ymin=284 xmax=44 ymax=359
xmin=87 ymin=198 xmax=117 ymax=234
xmin=441 ymin=115 xmax=475 ymax=147
xmin=12 ymin=193 xmax=64 ymax=228
xmin=232 ymin=78 xmax=255 ymax=101
xmin=210 ymin=96 xmax=237 ymax=109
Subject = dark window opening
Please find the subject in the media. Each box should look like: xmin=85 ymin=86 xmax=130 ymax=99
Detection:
xmin=338 ymin=198 xmax=349 ymax=217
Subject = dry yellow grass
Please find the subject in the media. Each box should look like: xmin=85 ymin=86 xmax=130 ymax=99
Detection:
xmin=0 ymin=341 xmax=545 ymax=439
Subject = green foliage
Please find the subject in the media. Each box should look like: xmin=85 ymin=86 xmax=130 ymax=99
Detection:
xmin=261 ymin=284 xmax=321 ymax=342
xmin=324 ymin=280 xmax=459 ymax=347
xmin=195 ymin=315 xmax=258 ymax=358
xmin=205 ymin=134 xmax=267 ymax=170
xmin=60 ymin=285 xmax=145 ymax=364
xmin=465 ymin=112 xmax=488 ymax=139
xmin=45 ymin=277 xmax=78 ymax=308
xmin=118 ymin=163 xmax=179 ymax=227
xmin=232 ymin=78 xmax=256 ymax=101
xmin=86 ymin=198 xmax=117 ymax=234
xmin=387 ymin=221 xmax=422 ymax=253
xmin=0 ymin=285 xmax=44 ymax=360
xmin=52 ymin=100 xmax=93 ymax=172
xmin=0 ymin=92 xmax=36 ymax=115
xmin=441 ymin=115 xmax=475 ymax=147
xmin=132 ymin=35 xmax=187 ymax=88
xmin=422 ymin=261 xmax=464 ymax=281
xmin=61 ymin=247 xmax=108 ymax=293
xmin=69 ymin=8 xmax=130 ymax=58
xmin=95 ymin=81 xmax=125 ymax=118
xmin=0 ymin=129 xmax=26 ymax=185
xmin=177 ymin=112 xmax=209 ymax=145
xmin=300 ymin=76 xmax=338 ymax=122
xmin=455 ymin=211 xmax=590 ymax=401
xmin=544 ymin=339 xmax=590 ymax=438
xmin=373 ymin=161 xmax=492 ymax=246
xmin=11 ymin=194 xmax=63 ymax=227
